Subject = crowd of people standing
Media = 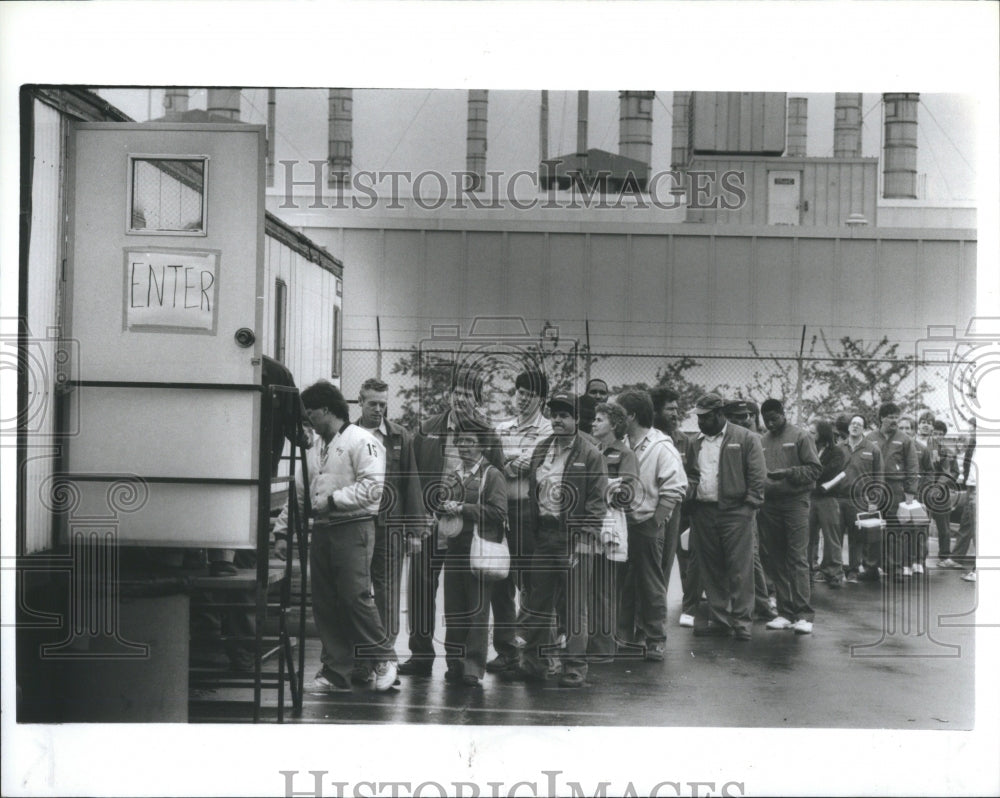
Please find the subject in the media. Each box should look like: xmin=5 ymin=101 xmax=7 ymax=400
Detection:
xmin=274 ymin=367 xmax=979 ymax=693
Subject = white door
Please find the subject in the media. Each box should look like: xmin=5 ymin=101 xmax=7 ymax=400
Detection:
xmin=767 ymin=170 xmax=802 ymax=225
xmin=62 ymin=122 xmax=265 ymax=548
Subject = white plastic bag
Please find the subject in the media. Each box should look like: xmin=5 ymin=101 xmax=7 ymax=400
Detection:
xmin=470 ymin=526 xmax=510 ymax=581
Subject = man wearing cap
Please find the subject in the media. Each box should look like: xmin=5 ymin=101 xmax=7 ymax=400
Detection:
xmin=684 ymin=395 xmax=767 ymax=639
xmin=505 ymin=391 xmax=608 ymax=687
xmin=723 ymin=399 xmax=775 ymax=621
xmin=616 ymin=389 xmax=688 ymax=661
xmin=757 ymin=398 xmax=822 ymax=635
xmin=401 ymin=369 xmax=504 ymax=677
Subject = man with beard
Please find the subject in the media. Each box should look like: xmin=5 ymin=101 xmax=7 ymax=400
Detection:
xmin=723 ymin=399 xmax=775 ymax=620
xmin=400 ymin=368 xmax=504 ymax=677
xmin=684 ymin=394 xmax=767 ymax=640
xmin=649 ymin=387 xmax=694 ymax=624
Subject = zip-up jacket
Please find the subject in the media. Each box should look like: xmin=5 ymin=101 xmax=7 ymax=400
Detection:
xmin=685 ymin=423 xmax=766 ymax=511
xmin=527 ymin=433 xmax=608 ymax=542
xmin=836 ymin=438 xmax=883 ymax=503
xmin=761 ymin=423 xmax=821 ymax=500
xmin=274 ymin=422 xmax=386 ymax=534
xmin=866 ymin=429 xmax=919 ymax=495
xmin=412 ymin=410 xmax=504 ymax=509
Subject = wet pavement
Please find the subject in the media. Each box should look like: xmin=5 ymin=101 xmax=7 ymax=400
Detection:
xmin=191 ymin=559 xmax=977 ymax=728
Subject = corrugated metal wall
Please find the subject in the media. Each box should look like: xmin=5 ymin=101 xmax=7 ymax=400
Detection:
xmin=686 ymin=156 xmax=879 ymax=225
xmin=22 ymin=101 xmax=64 ymax=555
xmin=304 ymin=222 xmax=975 ymax=359
xmin=263 ymin=234 xmax=341 ymax=388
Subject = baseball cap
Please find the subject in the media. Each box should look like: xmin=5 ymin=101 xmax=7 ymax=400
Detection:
xmin=548 ymin=391 xmax=578 ymax=418
xmin=694 ymin=393 xmax=725 ymax=415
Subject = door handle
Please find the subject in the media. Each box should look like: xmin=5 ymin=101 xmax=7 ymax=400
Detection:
xmin=234 ymin=328 xmax=256 ymax=348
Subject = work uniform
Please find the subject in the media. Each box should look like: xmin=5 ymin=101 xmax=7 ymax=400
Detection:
xmin=835 ymin=437 xmax=884 ymax=579
xmin=865 ymin=428 xmax=919 ymax=577
xmin=758 ymin=423 xmax=821 ymax=624
xmin=685 ymin=423 xmax=766 ymax=636
xmin=518 ymin=433 xmax=607 ymax=681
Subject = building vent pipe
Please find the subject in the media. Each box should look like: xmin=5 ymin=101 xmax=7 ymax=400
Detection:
xmin=786 ymin=97 xmax=807 ymax=157
xmin=540 ymin=90 xmax=549 ymax=163
xmin=882 ymin=92 xmax=918 ymax=199
xmin=163 ymin=88 xmax=189 ymax=119
xmin=328 ymin=88 xmax=353 ymax=187
xmin=619 ymin=90 xmax=654 ymax=172
xmin=670 ymin=91 xmax=691 ymax=194
xmin=466 ymin=90 xmax=488 ymax=192
xmin=834 ymin=93 xmax=862 ymax=157
xmin=206 ymin=88 xmax=240 ymax=120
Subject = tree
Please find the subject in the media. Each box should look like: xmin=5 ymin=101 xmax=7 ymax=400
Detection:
xmin=804 ymin=332 xmax=936 ymax=423
xmin=612 ymin=355 xmax=713 ymax=414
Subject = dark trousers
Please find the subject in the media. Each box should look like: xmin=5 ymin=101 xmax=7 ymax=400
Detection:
xmin=406 ymin=535 xmax=444 ymax=663
xmin=678 ymin=517 xmax=703 ymax=617
xmin=881 ymin=483 xmax=912 ymax=574
xmin=808 ymin=494 xmax=844 ymax=582
xmin=932 ymin=508 xmax=952 ymax=558
xmin=952 ymin=488 xmax=977 ymax=569
xmin=311 ymin=519 xmax=394 ymax=684
xmin=758 ymin=496 xmax=814 ymax=623
xmin=517 ymin=523 xmax=589 ymax=680
xmin=618 ymin=517 xmax=667 ymax=645
xmin=692 ymin=502 xmax=755 ymax=634
xmin=751 ymin=516 xmax=772 ymax=616
xmin=371 ymin=522 xmax=405 ymax=650
xmin=443 ymin=553 xmax=492 ymax=679
xmin=490 ymin=498 xmax=528 ymax=658
xmin=587 ymin=552 xmax=624 ymax=656
xmin=839 ymin=499 xmax=865 ymax=577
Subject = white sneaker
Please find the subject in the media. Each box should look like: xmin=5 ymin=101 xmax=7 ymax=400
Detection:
xmin=961 ymin=571 xmax=977 ymax=583
xmin=937 ymin=558 xmax=961 ymax=569
xmin=912 ymin=563 xmax=924 ymax=575
xmin=766 ymin=616 xmax=793 ymax=630
xmin=373 ymin=660 xmax=398 ymax=692
xmin=678 ymin=613 xmax=695 ymax=628
xmin=309 ymin=673 xmax=351 ymax=693
xmin=902 ymin=566 xmax=912 ymax=577
xmin=792 ymin=619 xmax=813 ymax=635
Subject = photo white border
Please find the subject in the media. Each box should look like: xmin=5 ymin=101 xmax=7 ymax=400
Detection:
xmin=2 ymin=2 xmax=998 ymax=796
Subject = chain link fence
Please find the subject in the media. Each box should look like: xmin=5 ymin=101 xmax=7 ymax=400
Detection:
xmin=342 ymin=346 xmax=971 ymax=435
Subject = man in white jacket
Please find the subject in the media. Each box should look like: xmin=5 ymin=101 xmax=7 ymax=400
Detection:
xmin=274 ymin=380 xmax=396 ymax=692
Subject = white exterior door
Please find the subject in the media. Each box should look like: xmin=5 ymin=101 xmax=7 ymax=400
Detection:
xmin=767 ymin=170 xmax=802 ymax=225
xmin=62 ymin=122 xmax=265 ymax=547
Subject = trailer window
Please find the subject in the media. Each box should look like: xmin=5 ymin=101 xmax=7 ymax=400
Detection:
xmin=128 ymin=156 xmax=207 ymax=234
xmin=331 ymin=305 xmax=342 ymax=377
